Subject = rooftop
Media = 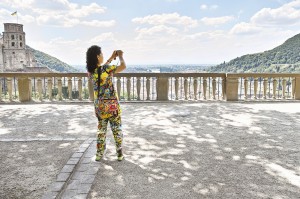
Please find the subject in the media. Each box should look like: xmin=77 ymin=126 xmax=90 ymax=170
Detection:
xmin=0 ymin=102 xmax=299 ymax=199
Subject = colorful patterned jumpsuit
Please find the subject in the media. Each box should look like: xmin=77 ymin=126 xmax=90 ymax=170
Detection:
xmin=90 ymin=64 xmax=123 ymax=160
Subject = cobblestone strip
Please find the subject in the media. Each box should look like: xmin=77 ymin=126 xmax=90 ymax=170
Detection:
xmin=0 ymin=137 xmax=90 ymax=142
xmin=41 ymin=138 xmax=95 ymax=199
xmin=59 ymin=139 xmax=110 ymax=199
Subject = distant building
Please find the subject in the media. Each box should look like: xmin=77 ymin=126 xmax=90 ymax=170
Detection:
xmin=0 ymin=23 xmax=51 ymax=72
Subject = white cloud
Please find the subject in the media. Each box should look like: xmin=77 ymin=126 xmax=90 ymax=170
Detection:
xmin=251 ymin=0 xmax=300 ymax=26
xmin=80 ymin=20 xmax=115 ymax=27
xmin=0 ymin=0 xmax=34 ymax=9
xmin=230 ymin=22 xmax=262 ymax=35
xmin=132 ymin=13 xmax=198 ymax=28
xmin=201 ymin=16 xmax=234 ymax=26
xmin=200 ymin=4 xmax=218 ymax=10
xmin=0 ymin=0 xmax=109 ymax=28
xmin=90 ymin=33 xmax=116 ymax=43
xmin=135 ymin=25 xmax=178 ymax=40
xmin=230 ymin=0 xmax=300 ymax=35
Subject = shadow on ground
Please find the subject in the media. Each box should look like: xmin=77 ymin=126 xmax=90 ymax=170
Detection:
xmin=89 ymin=102 xmax=300 ymax=199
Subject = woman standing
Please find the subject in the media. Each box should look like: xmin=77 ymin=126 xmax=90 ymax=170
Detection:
xmin=86 ymin=45 xmax=126 ymax=161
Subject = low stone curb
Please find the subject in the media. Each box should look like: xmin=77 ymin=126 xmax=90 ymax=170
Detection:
xmin=0 ymin=137 xmax=89 ymax=142
xmin=41 ymin=138 xmax=95 ymax=199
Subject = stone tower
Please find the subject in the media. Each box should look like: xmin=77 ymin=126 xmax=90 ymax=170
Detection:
xmin=0 ymin=23 xmax=35 ymax=72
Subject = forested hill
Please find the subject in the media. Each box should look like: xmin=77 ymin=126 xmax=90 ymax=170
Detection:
xmin=27 ymin=45 xmax=78 ymax=72
xmin=207 ymin=33 xmax=300 ymax=73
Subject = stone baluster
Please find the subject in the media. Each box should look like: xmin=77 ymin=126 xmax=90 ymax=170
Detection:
xmin=47 ymin=77 xmax=53 ymax=101
xmin=68 ymin=77 xmax=72 ymax=100
xmin=57 ymin=77 xmax=63 ymax=100
xmin=136 ymin=77 xmax=141 ymax=100
xmin=0 ymin=79 xmax=2 ymax=101
xmin=273 ymin=78 xmax=278 ymax=99
xmin=28 ymin=78 xmax=32 ymax=101
xmin=7 ymin=78 xmax=12 ymax=101
xmin=175 ymin=77 xmax=179 ymax=100
xmin=253 ymin=78 xmax=258 ymax=99
xmin=263 ymin=77 xmax=268 ymax=99
xmin=292 ymin=78 xmax=295 ymax=99
xmin=117 ymin=77 xmax=121 ymax=100
xmin=282 ymin=78 xmax=286 ymax=99
xmin=184 ymin=77 xmax=188 ymax=100
xmin=222 ymin=77 xmax=226 ymax=100
xmin=127 ymin=77 xmax=131 ymax=101
xmin=88 ymin=79 xmax=94 ymax=101
xmin=194 ymin=77 xmax=198 ymax=100
xmin=78 ymin=77 xmax=82 ymax=100
xmin=37 ymin=78 xmax=43 ymax=101
xmin=146 ymin=77 xmax=150 ymax=100
xmin=212 ymin=77 xmax=216 ymax=100
xmin=203 ymin=77 xmax=207 ymax=100
xmin=244 ymin=77 xmax=248 ymax=100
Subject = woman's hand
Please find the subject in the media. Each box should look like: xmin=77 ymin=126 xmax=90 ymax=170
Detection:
xmin=115 ymin=50 xmax=123 ymax=58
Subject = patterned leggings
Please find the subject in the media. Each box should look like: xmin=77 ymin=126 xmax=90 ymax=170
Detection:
xmin=96 ymin=115 xmax=123 ymax=156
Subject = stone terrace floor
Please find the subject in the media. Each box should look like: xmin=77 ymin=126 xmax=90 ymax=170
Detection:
xmin=0 ymin=102 xmax=299 ymax=199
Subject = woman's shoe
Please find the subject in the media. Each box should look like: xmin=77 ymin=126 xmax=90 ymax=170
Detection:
xmin=117 ymin=149 xmax=124 ymax=161
xmin=95 ymin=154 xmax=102 ymax=161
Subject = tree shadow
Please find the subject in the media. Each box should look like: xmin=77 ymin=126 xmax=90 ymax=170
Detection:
xmin=89 ymin=102 xmax=300 ymax=198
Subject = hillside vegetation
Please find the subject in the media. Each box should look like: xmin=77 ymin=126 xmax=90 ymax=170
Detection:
xmin=207 ymin=33 xmax=300 ymax=73
xmin=27 ymin=46 xmax=78 ymax=72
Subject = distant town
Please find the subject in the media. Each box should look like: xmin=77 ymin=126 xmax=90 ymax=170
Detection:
xmin=72 ymin=64 xmax=214 ymax=73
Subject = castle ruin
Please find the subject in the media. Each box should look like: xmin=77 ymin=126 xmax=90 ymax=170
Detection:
xmin=0 ymin=23 xmax=50 ymax=72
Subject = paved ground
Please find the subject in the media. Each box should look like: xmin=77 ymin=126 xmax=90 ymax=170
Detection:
xmin=0 ymin=102 xmax=299 ymax=199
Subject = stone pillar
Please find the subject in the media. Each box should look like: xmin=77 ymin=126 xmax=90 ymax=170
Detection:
xmin=175 ymin=77 xmax=179 ymax=100
xmin=184 ymin=77 xmax=188 ymax=100
xmin=295 ymin=77 xmax=300 ymax=100
xmin=127 ymin=77 xmax=131 ymax=101
xmin=37 ymin=78 xmax=43 ymax=101
xmin=253 ymin=78 xmax=258 ymax=99
xmin=117 ymin=77 xmax=121 ymax=100
xmin=137 ymin=77 xmax=141 ymax=101
xmin=57 ymin=77 xmax=63 ymax=101
xmin=146 ymin=77 xmax=150 ymax=100
xmin=282 ymin=78 xmax=287 ymax=99
xmin=78 ymin=77 xmax=82 ymax=101
xmin=193 ymin=77 xmax=198 ymax=100
xmin=47 ymin=78 xmax=53 ymax=101
xmin=212 ymin=77 xmax=216 ymax=100
xmin=244 ymin=77 xmax=248 ymax=100
xmin=18 ymin=77 xmax=31 ymax=102
xmin=0 ymin=79 xmax=2 ymax=101
xmin=156 ymin=76 xmax=169 ymax=101
xmin=203 ymin=77 xmax=207 ymax=100
xmin=7 ymin=78 xmax=13 ymax=101
xmin=226 ymin=76 xmax=239 ymax=101
xmin=68 ymin=77 xmax=72 ymax=100
xmin=273 ymin=78 xmax=277 ymax=99
xmin=88 ymin=79 xmax=94 ymax=101
xmin=222 ymin=77 xmax=226 ymax=100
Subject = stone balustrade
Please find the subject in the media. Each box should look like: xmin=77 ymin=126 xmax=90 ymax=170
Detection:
xmin=0 ymin=72 xmax=299 ymax=102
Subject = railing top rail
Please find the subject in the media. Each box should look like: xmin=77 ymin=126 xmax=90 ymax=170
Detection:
xmin=0 ymin=72 xmax=226 ymax=78
xmin=227 ymin=73 xmax=300 ymax=78
xmin=116 ymin=73 xmax=226 ymax=78
xmin=1 ymin=72 xmax=300 ymax=78
xmin=0 ymin=72 xmax=88 ymax=78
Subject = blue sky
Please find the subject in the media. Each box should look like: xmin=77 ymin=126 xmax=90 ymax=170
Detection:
xmin=0 ymin=0 xmax=299 ymax=65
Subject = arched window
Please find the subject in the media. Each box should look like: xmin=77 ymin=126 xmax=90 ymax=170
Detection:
xmin=19 ymin=35 xmax=22 ymax=40
xmin=11 ymin=35 xmax=15 ymax=40
xmin=11 ymin=42 xmax=15 ymax=47
xmin=20 ymin=42 xmax=23 ymax=47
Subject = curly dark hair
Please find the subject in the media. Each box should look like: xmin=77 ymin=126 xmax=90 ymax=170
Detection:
xmin=86 ymin=45 xmax=101 ymax=73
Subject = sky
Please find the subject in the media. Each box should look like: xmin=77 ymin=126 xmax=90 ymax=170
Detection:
xmin=0 ymin=0 xmax=300 ymax=66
